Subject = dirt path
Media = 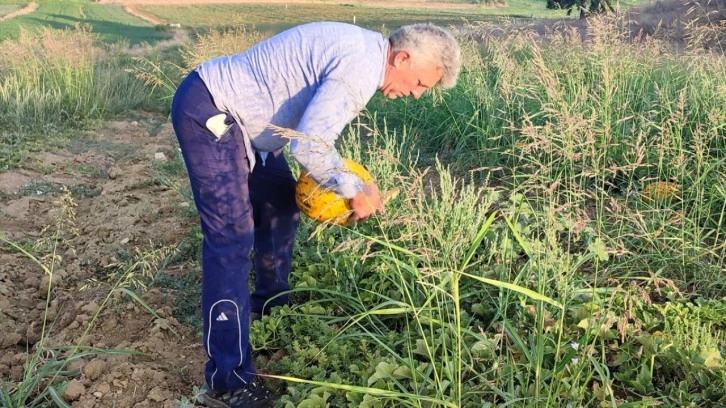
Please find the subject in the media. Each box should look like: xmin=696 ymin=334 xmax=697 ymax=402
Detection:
xmin=0 ymin=1 xmax=38 ymax=22
xmin=0 ymin=115 xmax=211 ymax=407
xmin=123 ymin=4 xmax=165 ymax=25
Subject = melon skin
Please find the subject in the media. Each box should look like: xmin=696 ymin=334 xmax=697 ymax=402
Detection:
xmin=295 ymin=158 xmax=372 ymax=225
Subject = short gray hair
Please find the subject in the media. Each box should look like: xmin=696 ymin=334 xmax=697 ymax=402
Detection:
xmin=388 ymin=23 xmax=461 ymax=89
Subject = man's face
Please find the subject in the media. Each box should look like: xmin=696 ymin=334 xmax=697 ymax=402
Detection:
xmin=380 ymin=51 xmax=443 ymax=100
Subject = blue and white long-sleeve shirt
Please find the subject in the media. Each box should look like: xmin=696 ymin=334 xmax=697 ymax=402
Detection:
xmin=196 ymin=22 xmax=388 ymax=198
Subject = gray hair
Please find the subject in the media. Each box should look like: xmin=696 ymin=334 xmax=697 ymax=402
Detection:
xmin=388 ymin=23 xmax=461 ymax=89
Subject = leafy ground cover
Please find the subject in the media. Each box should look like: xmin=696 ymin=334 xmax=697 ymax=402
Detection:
xmin=1 ymin=1 xmax=725 ymax=407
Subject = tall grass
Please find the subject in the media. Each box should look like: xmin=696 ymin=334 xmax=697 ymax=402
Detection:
xmin=0 ymin=26 xmax=153 ymax=133
xmin=0 ymin=25 xmax=157 ymax=171
xmin=375 ymin=12 xmax=726 ymax=282
xmin=248 ymin=9 xmax=726 ymax=408
xmin=129 ymin=26 xmax=264 ymax=109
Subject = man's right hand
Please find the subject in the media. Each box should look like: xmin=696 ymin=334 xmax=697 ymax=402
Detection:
xmin=348 ymin=183 xmax=384 ymax=223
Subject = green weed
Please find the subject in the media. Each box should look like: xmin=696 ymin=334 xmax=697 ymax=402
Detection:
xmin=0 ymin=26 xmax=154 ymax=133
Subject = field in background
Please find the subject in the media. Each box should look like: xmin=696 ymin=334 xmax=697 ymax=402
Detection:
xmin=0 ymin=0 xmax=166 ymax=43
xmin=134 ymin=0 xmax=570 ymax=34
xmin=0 ymin=0 xmax=578 ymax=43
xmin=1 ymin=1 xmax=725 ymax=407
xmin=0 ymin=0 xmax=653 ymax=43
xmin=139 ymin=3 xmax=499 ymax=34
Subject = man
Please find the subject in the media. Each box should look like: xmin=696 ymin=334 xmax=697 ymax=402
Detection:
xmin=170 ymin=21 xmax=461 ymax=408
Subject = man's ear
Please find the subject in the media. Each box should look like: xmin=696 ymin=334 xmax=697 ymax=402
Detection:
xmin=392 ymin=50 xmax=411 ymax=68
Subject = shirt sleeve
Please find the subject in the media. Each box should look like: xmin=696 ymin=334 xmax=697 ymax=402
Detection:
xmin=289 ymin=77 xmax=372 ymax=199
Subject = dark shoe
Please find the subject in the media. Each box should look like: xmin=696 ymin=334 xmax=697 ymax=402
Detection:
xmin=201 ymin=377 xmax=277 ymax=408
xmin=250 ymin=311 xmax=262 ymax=324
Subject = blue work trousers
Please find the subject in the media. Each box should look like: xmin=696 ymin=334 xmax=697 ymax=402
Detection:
xmin=170 ymin=71 xmax=299 ymax=391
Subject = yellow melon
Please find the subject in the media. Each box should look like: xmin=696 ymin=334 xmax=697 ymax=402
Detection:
xmin=295 ymin=158 xmax=373 ymax=225
xmin=642 ymin=181 xmax=681 ymax=204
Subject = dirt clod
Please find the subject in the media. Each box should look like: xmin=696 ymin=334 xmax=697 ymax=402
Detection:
xmin=63 ymin=380 xmax=85 ymax=401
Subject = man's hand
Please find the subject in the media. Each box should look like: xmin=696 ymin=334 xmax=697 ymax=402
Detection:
xmin=348 ymin=183 xmax=384 ymax=223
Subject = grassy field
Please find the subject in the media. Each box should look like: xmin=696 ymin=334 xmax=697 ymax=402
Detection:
xmin=136 ymin=0 xmax=568 ymax=34
xmin=0 ymin=0 xmax=653 ymax=43
xmin=1 ymin=1 xmax=726 ymax=407
xmin=0 ymin=0 xmax=578 ymax=43
xmin=0 ymin=0 xmax=167 ymax=44
xmin=0 ymin=3 xmax=22 ymax=17
xmin=139 ymin=3 xmax=487 ymax=34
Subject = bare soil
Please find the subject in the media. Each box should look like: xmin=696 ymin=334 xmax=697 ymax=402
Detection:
xmin=0 ymin=116 xmax=210 ymax=407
